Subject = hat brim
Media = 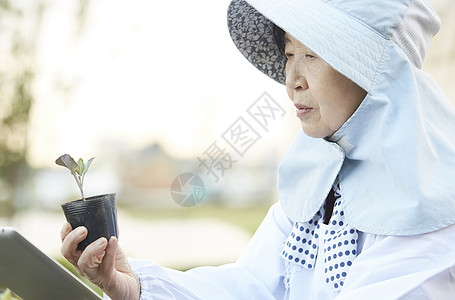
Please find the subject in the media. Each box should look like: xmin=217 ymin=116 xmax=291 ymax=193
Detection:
xmin=227 ymin=0 xmax=286 ymax=85
xmin=228 ymin=0 xmax=389 ymax=92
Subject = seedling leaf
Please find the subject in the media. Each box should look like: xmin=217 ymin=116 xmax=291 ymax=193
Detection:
xmin=55 ymin=154 xmax=95 ymax=200
xmin=83 ymin=157 xmax=95 ymax=176
xmin=77 ymin=158 xmax=84 ymax=176
xmin=55 ymin=154 xmax=78 ymax=172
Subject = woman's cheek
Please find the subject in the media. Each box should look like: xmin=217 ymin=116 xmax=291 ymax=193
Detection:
xmin=286 ymin=87 xmax=294 ymax=100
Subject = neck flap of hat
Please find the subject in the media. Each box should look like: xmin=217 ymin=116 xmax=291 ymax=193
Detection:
xmin=229 ymin=0 xmax=455 ymax=236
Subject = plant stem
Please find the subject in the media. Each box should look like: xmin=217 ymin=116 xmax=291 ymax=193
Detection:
xmin=71 ymin=172 xmax=85 ymax=200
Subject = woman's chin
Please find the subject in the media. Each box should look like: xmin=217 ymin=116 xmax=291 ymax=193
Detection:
xmin=300 ymin=123 xmax=331 ymax=139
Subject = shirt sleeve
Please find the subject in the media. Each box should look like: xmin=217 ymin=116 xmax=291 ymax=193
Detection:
xmin=336 ymin=223 xmax=455 ymax=300
xmin=106 ymin=202 xmax=293 ymax=300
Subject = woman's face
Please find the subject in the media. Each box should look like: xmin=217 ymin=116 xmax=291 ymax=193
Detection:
xmin=284 ymin=33 xmax=367 ymax=138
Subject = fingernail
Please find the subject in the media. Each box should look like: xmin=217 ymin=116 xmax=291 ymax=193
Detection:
xmin=75 ymin=227 xmax=86 ymax=236
xmin=96 ymin=237 xmax=106 ymax=246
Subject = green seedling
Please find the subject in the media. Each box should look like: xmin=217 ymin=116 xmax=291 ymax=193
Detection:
xmin=55 ymin=154 xmax=94 ymax=200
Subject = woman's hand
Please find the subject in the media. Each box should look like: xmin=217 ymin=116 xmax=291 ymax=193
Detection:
xmin=60 ymin=223 xmax=141 ymax=300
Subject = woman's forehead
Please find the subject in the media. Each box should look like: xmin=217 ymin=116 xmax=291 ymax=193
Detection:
xmin=284 ymin=33 xmax=310 ymax=50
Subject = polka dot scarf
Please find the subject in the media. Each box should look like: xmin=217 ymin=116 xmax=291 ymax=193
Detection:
xmin=281 ymin=183 xmax=359 ymax=293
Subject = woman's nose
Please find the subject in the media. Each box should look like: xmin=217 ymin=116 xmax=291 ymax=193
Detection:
xmin=286 ymin=60 xmax=308 ymax=90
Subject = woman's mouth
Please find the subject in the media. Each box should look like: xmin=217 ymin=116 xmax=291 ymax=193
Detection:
xmin=295 ymin=103 xmax=313 ymax=118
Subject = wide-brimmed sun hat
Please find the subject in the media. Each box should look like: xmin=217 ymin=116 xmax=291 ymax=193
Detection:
xmin=227 ymin=0 xmax=440 ymax=90
xmin=226 ymin=0 xmax=455 ymax=236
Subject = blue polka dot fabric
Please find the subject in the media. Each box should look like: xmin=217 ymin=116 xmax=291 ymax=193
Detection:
xmin=282 ymin=211 xmax=322 ymax=270
xmin=281 ymin=182 xmax=359 ymax=292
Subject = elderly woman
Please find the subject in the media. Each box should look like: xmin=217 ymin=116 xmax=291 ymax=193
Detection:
xmin=60 ymin=0 xmax=455 ymax=299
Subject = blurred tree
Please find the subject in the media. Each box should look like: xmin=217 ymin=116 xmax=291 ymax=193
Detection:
xmin=0 ymin=0 xmax=43 ymax=217
xmin=0 ymin=0 xmax=91 ymax=217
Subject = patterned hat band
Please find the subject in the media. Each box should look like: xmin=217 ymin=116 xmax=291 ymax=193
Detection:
xmin=227 ymin=0 xmax=441 ymax=88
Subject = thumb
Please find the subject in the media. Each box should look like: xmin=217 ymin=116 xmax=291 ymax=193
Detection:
xmin=100 ymin=236 xmax=118 ymax=276
xmin=77 ymin=237 xmax=107 ymax=281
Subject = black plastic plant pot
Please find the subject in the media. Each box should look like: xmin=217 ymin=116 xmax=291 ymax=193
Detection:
xmin=61 ymin=193 xmax=118 ymax=251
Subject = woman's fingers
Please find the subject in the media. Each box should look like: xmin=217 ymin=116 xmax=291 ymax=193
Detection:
xmin=60 ymin=231 xmax=138 ymax=300
xmin=61 ymin=226 xmax=87 ymax=268
xmin=60 ymin=222 xmax=72 ymax=242
xmin=77 ymin=237 xmax=109 ymax=286
xmin=97 ymin=237 xmax=141 ymax=300
xmin=99 ymin=236 xmax=118 ymax=275
xmin=97 ymin=237 xmax=121 ymax=295
xmin=60 ymin=224 xmax=138 ymax=299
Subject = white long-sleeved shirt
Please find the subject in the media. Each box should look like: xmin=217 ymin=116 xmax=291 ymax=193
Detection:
xmin=104 ymin=202 xmax=455 ymax=299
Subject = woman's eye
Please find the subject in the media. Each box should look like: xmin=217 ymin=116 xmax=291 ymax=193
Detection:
xmin=285 ymin=52 xmax=294 ymax=59
xmin=305 ymin=54 xmax=316 ymax=59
